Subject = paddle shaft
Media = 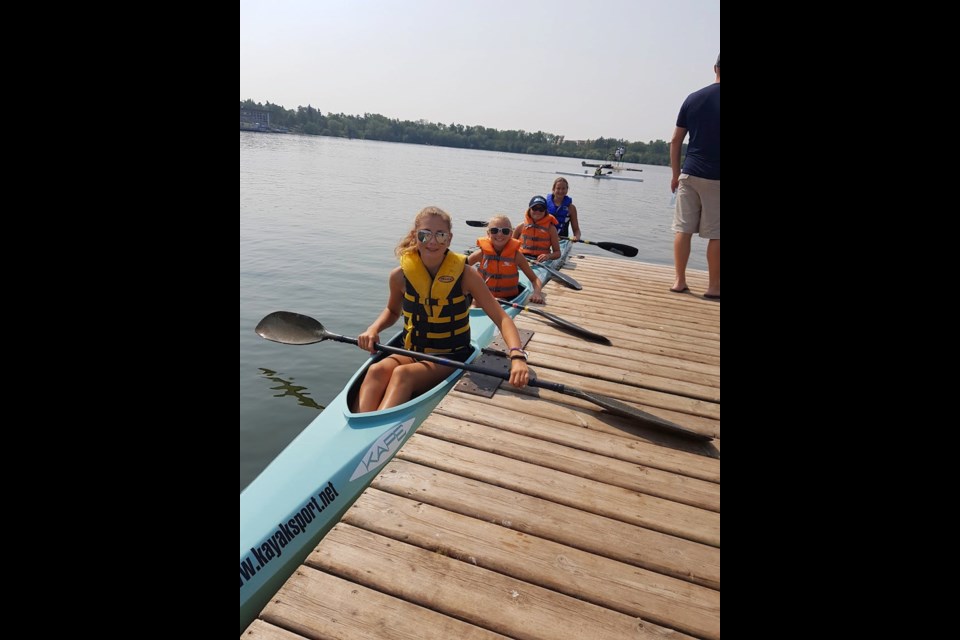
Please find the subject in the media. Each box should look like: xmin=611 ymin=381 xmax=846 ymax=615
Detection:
xmin=258 ymin=312 xmax=708 ymax=441
xmin=324 ymin=331 xmax=574 ymax=394
xmin=340 ymin=333 xmax=706 ymax=439
xmin=479 ymin=346 xmax=709 ymax=440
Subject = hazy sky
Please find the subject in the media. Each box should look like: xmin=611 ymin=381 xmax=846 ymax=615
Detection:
xmin=240 ymin=0 xmax=719 ymax=143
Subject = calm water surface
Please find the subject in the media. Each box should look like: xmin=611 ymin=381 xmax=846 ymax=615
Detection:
xmin=239 ymin=132 xmax=709 ymax=492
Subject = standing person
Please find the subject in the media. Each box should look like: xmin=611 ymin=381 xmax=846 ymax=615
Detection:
xmin=514 ymin=196 xmax=562 ymax=262
xmin=670 ymin=53 xmax=720 ymax=300
xmin=354 ymin=206 xmax=530 ymax=412
xmin=546 ymin=177 xmax=581 ymax=241
xmin=468 ymin=214 xmax=546 ymax=304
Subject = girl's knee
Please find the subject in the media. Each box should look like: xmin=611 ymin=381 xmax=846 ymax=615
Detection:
xmin=389 ymin=365 xmax=417 ymax=388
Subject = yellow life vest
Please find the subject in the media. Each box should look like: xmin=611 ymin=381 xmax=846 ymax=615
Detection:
xmin=399 ymin=250 xmax=471 ymax=353
xmin=476 ymin=236 xmax=520 ymax=299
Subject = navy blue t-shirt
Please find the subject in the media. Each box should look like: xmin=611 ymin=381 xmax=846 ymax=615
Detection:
xmin=677 ymin=83 xmax=720 ymax=180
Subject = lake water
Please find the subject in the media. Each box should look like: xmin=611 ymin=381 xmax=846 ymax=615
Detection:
xmin=239 ymin=131 xmax=709 ymax=492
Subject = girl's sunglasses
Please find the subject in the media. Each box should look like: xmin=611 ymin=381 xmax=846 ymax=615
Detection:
xmin=416 ymin=230 xmax=450 ymax=244
xmin=530 ymin=205 xmax=547 ymax=212
xmin=488 ymin=227 xmax=512 ymax=235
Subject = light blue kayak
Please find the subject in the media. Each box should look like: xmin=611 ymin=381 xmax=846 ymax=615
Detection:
xmin=239 ymin=267 xmax=546 ymax=632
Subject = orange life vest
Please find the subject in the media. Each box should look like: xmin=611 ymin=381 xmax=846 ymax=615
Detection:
xmin=519 ymin=212 xmax=558 ymax=256
xmin=476 ymin=236 xmax=520 ymax=299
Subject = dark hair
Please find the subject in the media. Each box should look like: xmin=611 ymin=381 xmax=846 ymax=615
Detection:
xmin=716 ymin=53 xmax=720 ymax=68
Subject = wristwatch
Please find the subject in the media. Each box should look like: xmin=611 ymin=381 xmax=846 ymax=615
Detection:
xmin=509 ymin=347 xmax=528 ymax=360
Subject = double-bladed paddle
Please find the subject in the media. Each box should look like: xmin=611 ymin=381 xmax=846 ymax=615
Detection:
xmin=256 ymin=311 xmax=709 ymax=441
xmin=499 ymin=301 xmax=611 ymax=345
xmin=464 ymin=221 xmax=638 ymax=258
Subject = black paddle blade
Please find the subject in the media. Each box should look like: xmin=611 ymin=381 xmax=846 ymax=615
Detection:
xmin=499 ymin=302 xmax=611 ymax=344
xmin=561 ymin=237 xmax=639 ymax=258
xmin=465 ymin=220 xmax=489 ymax=227
xmin=562 ymin=387 xmax=711 ymax=441
xmin=532 ymin=308 xmax=611 ymax=345
xmin=595 ymin=242 xmax=639 ymax=258
xmin=255 ymin=311 xmax=328 ymax=345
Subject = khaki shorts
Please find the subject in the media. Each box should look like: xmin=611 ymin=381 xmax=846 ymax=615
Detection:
xmin=673 ymin=174 xmax=720 ymax=239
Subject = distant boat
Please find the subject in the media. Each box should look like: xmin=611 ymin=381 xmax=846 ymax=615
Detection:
xmin=240 ymin=122 xmax=289 ymax=134
xmin=557 ymin=170 xmax=643 ymax=183
xmin=581 ymin=161 xmax=643 ymax=173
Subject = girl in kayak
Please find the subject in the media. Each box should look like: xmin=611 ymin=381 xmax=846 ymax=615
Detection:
xmin=514 ymin=195 xmax=562 ymax=263
xmin=547 ymin=177 xmax=581 ymax=241
xmin=354 ymin=206 xmax=530 ymax=412
xmin=468 ymin=214 xmax=545 ymax=304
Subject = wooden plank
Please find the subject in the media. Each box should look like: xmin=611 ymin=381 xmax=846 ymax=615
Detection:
xmin=540 ymin=297 xmax=720 ymax=337
xmin=545 ymin=288 xmax=719 ymax=332
xmin=512 ymin=331 xmax=720 ymax=378
xmin=262 ymin=567 xmax=512 ymax=640
xmin=418 ymin=414 xmax=720 ymax=511
xmin=526 ymin=328 xmax=720 ymax=373
xmin=553 ymin=258 xmax=720 ymax=313
xmin=436 ymin=393 xmax=720 ymax=482
xmin=534 ymin=305 xmax=720 ymax=342
xmin=442 ymin=389 xmax=721 ymax=457
xmin=510 ymin=362 xmax=721 ymax=421
xmin=510 ymin=298 xmax=721 ymax=356
xmin=526 ymin=311 xmax=720 ymax=356
xmin=308 ymin=524 xmax=698 ymax=640
xmin=397 ymin=434 xmax=720 ymax=546
xmin=469 ymin=384 xmax=720 ymax=440
xmin=343 ymin=489 xmax=721 ymax=639
xmin=243 ymin=619 xmax=310 ymax=639
xmin=566 ymin=256 xmax=716 ymax=295
xmin=540 ymin=270 xmax=720 ymax=331
xmin=494 ymin=341 xmax=720 ymax=402
xmin=373 ymin=460 xmax=720 ymax=589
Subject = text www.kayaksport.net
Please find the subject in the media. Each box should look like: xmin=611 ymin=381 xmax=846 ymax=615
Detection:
xmin=239 ymin=481 xmax=340 ymax=590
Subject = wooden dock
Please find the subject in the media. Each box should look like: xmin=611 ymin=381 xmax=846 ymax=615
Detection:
xmin=243 ymin=254 xmax=720 ymax=640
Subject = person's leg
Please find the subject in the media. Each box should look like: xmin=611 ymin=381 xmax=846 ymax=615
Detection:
xmin=671 ymin=175 xmax=700 ymax=292
xmin=377 ymin=361 xmax=454 ymax=410
xmin=354 ymin=356 xmax=404 ymax=412
xmin=705 ymin=239 xmax=720 ymax=297
xmin=673 ymin=232 xmax=693 ymax=291
xmin=695 ymin=176 xmax=720 ymax=298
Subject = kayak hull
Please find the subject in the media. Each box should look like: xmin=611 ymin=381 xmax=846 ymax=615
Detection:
xmin=239 ymin=272 xmax=535 ymax=632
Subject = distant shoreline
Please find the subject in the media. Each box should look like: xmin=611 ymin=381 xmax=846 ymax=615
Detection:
xmin=240 ymin=101 xmax=675 ymax=167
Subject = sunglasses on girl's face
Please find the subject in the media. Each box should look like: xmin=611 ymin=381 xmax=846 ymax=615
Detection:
xmin=417 ymin=229 xmax=450 ymax=244
xmin=488 ymin=227 xmax=512 ymax=235
xmin=530 ymin=206 xmax=546 ymax=212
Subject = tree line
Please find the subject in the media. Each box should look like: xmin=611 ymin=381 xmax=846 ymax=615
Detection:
xmin=241 ymin=100 xmax=676 ymax=166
